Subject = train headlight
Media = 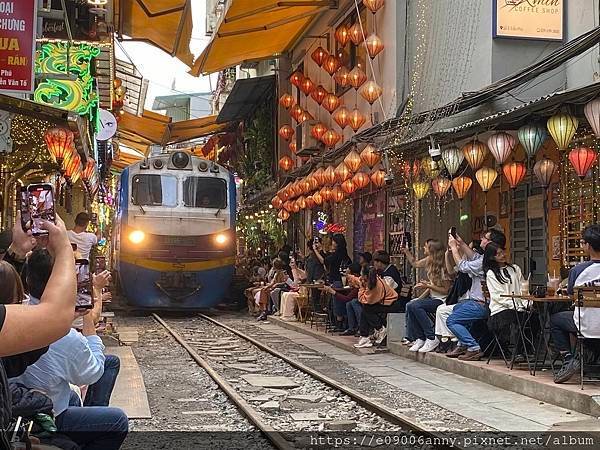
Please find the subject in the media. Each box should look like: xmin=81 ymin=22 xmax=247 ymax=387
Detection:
xmin=215 ymin=233 xmax=228 ymax=245
xmin=128 ymin=230 xmax=145 ymax=244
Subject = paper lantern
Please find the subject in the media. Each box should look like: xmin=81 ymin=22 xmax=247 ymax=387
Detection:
xmin=290 ymin=104 xmax=303 ymax=121
xmin=299 ymin=178 xmax=311 ymax=194
xmin=365 ymin=33 xmax=384 ymax=58
xmin=348 ymin=107 xmax=367 ymax=131
xmin=568 ymin=147 xmax=598 ymax=179
xmin=305 ymin=195 xmax=316 ymax=209
xmin=487 ymin=132 xmax=515 ymax=165
xmin=283 ymin=200 xmax=294 ymax=212
xmin=334 ymin=66 xmax=350 ymax=87
xmin=307 ymin=175 xmax=319 ymax=191
xmin=271 ymin=196 xmax=283 ymax=209
xmin=313 ymin=168 xmax=326 ymax=186
xmin=441 ymin=147 xmax=464 ymax=177
xmin=293 ymin=180 xmax=305 ymax=197
xmin=312 ymin=191 xmax=323 ymax=205
xmin=290 ymin=70 xmax=304 ymax=87
xmin=289 ymin=141 xmax=297 ymax=154
xmin=300 ymin=77 xmax=315 ymax=96
xmin=321 ymin=129 xmax=341 ymax=148
xmin=359 ymin=81 xmax=383 ymax=105
xmin=412 ymin=181 xmax=430 ymax=200
xmin=360 ymin=144 xmax=381 ymax=168
xmin=322 ymin=93 xmax=341 ymax=113
xmin=324 ymin=165 xmax=337 ymax=185
xmin=502 ymin=162 xmax=527 ymax=189
xmin=311 ymin=46 xmax=329 ymax=66
xmin=533 ymin=157 xmax=557 ymax=188
xmin=285 ymin=183 xmax=295 ymax=198
xmin=370 ymin=169 xmax=386 ymax=187
xmin=341 ymin=179 xmax=357 ymax=194
xmin=475 ymin=167 xmax=498 ymax=192
xmin=331 ymin=185 xmax=346 ymax=203
xmin=547 ymin=113 xmax=578 ymax=151
xmin=310 ymin=122 xmax=328 ymax=140
xmin=462 ymin=140 xmax=488 ymax=170
xmin=431 ymin=177 xmax=451 ymax=198
xmin=292 ymin=201 xmax=301 ymax=213
xmin=344 ymin=150 xmax=362 ymax=172
xmin=320 ymin=186 xmax=333 ymax=201
xmin=310 ymin=85 xmax=328 ymax=104
xmin=296 ymin=196 xmax=307 ymax=210
xmin=421 ymin=156 xmax=440 ymax=179
xmin=279 ymin=125 xmax=294 ymax=141
xmin=279 ymin=93 xmax=295 ymax=109
xmin=63 ymin=150 xmax=82 ymax=184
xmin=335 ymin=24 xmax=350 ymax=46
xmin=333 ymin=106 xmax=350 ymax=129
xmin=278 ymin=209 xmax=290 ymax=221
xmin=349 ymin=66 xmax=367 ymax=89
xmin=585 ymin=98 xmax=600 ymax=138
xmin=278 ymin=185 xmax=290 ymax=201
xmin=334 ymin=162 xmax=352 ymax=183
xmin=363 ymin=0 xmax=385 ymax=13
xmin=518 ymin=124 xmax=548 ymax=159
xmin=81 ymin=158 xmax=97 ymax=182
xmin=402 ymin=160 xmax=421 ymax=180
xmin=451 ymin=176 xmax=472 ymax=200
xmin=353 ymin=171 xmax=370 ymax=189
xmin=323 ymin=55 xmax=342 ymax=76
xmin=44 ymin=127 xmax=74 ymax=166
xmin=349 ymin=22 xmax=364 ymax=45
xmin=298 ymin=110 xmax=313 ymax=124
xmin=279 ymin=155 xmax=294 ymax=171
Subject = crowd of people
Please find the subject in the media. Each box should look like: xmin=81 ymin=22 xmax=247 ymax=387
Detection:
xmin=243 ymin=223 xmax=600 ymax=384
xmin=0 ymin=212 xmax=128 ymax=450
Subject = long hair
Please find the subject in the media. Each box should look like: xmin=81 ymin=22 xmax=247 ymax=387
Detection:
xmin=331 ymin=233 xmax=350 ymax=259
xmin=362 ymin=266 xmax=378 ymax=290
xmin=483 ymin=242 xmax=512 ymax=284
xmin=0 ymin=260 xmax=24 ymax=305
xmin=425 ymin=239 xmax=447 ymax=287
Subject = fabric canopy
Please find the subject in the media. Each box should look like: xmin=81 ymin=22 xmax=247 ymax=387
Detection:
xmin=191 ymin=0 xmax=332 ymax=75
xmin=117 ymin=0 xmax=194 ymax=67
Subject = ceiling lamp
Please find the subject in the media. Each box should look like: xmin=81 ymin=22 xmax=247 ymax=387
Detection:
xmin=353 ymin=171 xmax=371 ymax=189
xmin=290 ymin=70 xmax=304 ymax=87
xmin=331 ymin=185 xmax=346 ymax=203
xmin=475 ymin=167 xmax=498 ymax=192
xmin=547 ymin=112 xmax=578 ymax=151
xmin=431 ymin=177 xmax=451 ymax=198
xmin=334 ymin=66 xmax=350 ymax=87
xmin=349 ymin=22 xmax=364 ymax=45
xmin=322 ymin=93 xmax=341 ymax=113
xmin=307 ymin=175 xmax=319 ymax=191
xmin=335 ymin=24 xmax=351 ymax=46
xmin=63 ymin=151 xmax=82 ymax=185
xmin=341 ymin=179 xmax=357 ymax=195
xmin=290 ymin=104 xmax=303 ymax=121
xmin=313 ymin=191 xmax=323 ymax=205
xmin=311 ymin=46 xmax=329 ymax=66
xmin=334 ymin=162 xmax=352 ymax=183
xmin=333 ymin=106 xmax=350 ymax=129
xmin=271 ymin=196 xmax=283 ymax=209
xmin=451 ymin=176 xmax=472 ymax=200
xmin=360 ymin=144 xmax=381 ymax=168
xmin=365 ymin=34 xmax=384 ymax=58
xmin=359 ymin=80 xmax=383 ymax=105
xmin=502 ymin=162 xmax=527 ymax=189
xmin=313 ymin=168 xmax=326 ymax=186
xmin=421 ymin=156 xmax=440 ymax=179
xmin=413 ymin=181 xmax=430 ymax=200
xmin=298 ymin=110 xmax=314 ymax=124
xmin=344 ymin=150 xmax=362 ymax=172
xmin=323 ymin=55 xmax=342 ymax=76
xmin=370 ymin=169 xmax=386 ymax=187
xmin=441 ymin=147 xmax=463 ymax=177
xmin=278 ymin=209 xmax=290 ymax=221
xmin=462 ymin=140 xmax=488 ymax=170
xmin=279 ymin=156 xmax=294 ymax=172
xmin=348 ymin=107 xmax=367 ymax=131
xmin=320 ymin=186 xmax=333 ymax=202
xmin=324 ymin=165 xmax=337 ymax=185
xmin=321 ymin=129 xmax=341 ymax=148
xmin=311 ymin=122 xmax=328 ymax=140
xmin=487 ymin=131 xmax=515 ymax=165
xmin=584 ymin=98 xmax=600 ymax=138
xmin=518 ymin=124 xmax=547 ymax=159
xmin=44 ymin=127 xmax=74 ymax=166
xmin=305 ymin=195 xmax=316 ymax=209
xmin=310 ymin=85 xmax=328 ymax=104
xmin=289 ymin=141 xmax=297 ymax=154
xmin=363 ymin=0 xmax=385 ymax=13
xmin=568 ymin=147 xmax=598 ymax=179
xmin=279 ymin=93 xmax=295 ymax=109
xmin=300 ymin=77 xmax=315 ymax=95
xmin=278 ymin=125 xmax=294 ymax=141
xmin=533 ymin=157 xmax=557 ymax=188
xmin=348 ymin=66 xmax=367 ymax=89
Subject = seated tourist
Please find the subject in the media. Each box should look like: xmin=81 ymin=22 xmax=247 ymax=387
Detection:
xmin=320 ymin=262 xmax=361 ymax=332
xmin=256 ymin=259 xmax=288 ymax=321
xmin=305 ymin=239 xmax=326 ymax=311
xmin=551 ymin=224 xmax=600 ymax=384
xmin=358 ymin=252 xmax=373 ymax=269
xmin=279 ymin=259 xmax=308 ymax=321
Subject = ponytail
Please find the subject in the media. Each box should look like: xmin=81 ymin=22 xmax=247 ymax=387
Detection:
xmin=368 ymin=267 xmax=378 ymax=290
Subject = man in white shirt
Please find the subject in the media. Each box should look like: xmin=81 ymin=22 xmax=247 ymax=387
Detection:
xmin=67 ymin=212 xmax=100 ymax=261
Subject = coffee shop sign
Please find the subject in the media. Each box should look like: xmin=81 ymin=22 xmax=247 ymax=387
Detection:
xmin=494 ymin=0 xmax=564 ymax=41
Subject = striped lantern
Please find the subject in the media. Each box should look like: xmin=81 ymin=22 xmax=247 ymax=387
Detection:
xmin=462 ymin=140 xmax=488 ymax=170
xmin=451 ymin=176 xmax=473 ymax=200
xmin=584 ymin=98 xmax=600 ymax=138
xmin=547 ymin=113 xmax=578 ymax=151
xmin=518 ymin=124 xmax=548 ymax=159
xmin=475 ymin=167 xmax=498 ymax=192
xmin=441 ymin=147 xmax=463 ymax=177
xmin=502 ymin=162 xmax=527 ymax=189
xmin=487 ymin=132 xmax=515 ymax=165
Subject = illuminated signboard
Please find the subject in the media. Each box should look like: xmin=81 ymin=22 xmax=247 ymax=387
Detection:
xmin=493 ymin=0 xmax=565 ymax=41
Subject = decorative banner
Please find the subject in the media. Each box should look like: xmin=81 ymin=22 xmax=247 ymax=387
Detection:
xmin=0 ymin=0 xmax=37 ymax=93
xmin=0 ymin=111 xmax=13 ymax=153
xmin=493 ymin=0 xmax=564 ymax=41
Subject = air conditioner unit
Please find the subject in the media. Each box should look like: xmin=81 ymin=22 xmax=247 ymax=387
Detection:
xmin=297 ymin=120 xmax=322 ymax=157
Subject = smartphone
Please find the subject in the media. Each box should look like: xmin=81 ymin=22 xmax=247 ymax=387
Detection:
xmin=24 ymin=183 xmax=55 ymax=236
xmin=75 ymin=259 xmax=93 ymax=309
xmin=95 ymin=256 xmax=107 ymax=275
xmin=18 ymin=186 xmax=31 ymax=233
xmin=450 ymin=227 xmax=457 ymax=239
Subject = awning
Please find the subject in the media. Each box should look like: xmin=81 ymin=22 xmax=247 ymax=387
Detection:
xmin=191 ymin=0 xmax=334 ymax=75
xmin=116 ymin=0 xmax=194 ymax=67
xmin=217 ymin=75 xmax=276 ymax=123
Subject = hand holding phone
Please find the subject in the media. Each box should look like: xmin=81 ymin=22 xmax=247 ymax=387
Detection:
xmin=449 ymin=227 xmax=457 ymax=239
xmin=75 ymin=260 xmax=94 ymax=310
xmin=21 ymin=184 xmax=56 ymax=236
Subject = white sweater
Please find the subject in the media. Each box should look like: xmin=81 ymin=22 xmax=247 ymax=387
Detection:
xmin=486 ymin=265 xmax=527 ymax=316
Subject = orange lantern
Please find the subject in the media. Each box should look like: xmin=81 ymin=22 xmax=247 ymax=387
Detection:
xmin=334 ymin=66 xmax=350 ymax=87
xmin=81 ymin=158 xmax=97 ymax=183
xmin=278 ymin=185 xmax=290 ymax=201
xmin=333 ymin=106 xmax=350 ymax=129
xmin=292 ymin=201 xmax=301 ymax=213
xmin=475 ymin=166 xmax=498 ymax=192
xmin=451 ymin=176 xmax=473 ymax=200
xmin=44 ymin=127 xmax=74 ymax=166
xmin=297 ymin=196 xmax=307 ymax=210
xmin=271 ymin=196 xmax=283 ymax=209
xmin=310 ymin=85 xmax=328 ymax=104
xmin=365 ymin=33 xmax=384 ymax=58
xmin=311 ymin=46 xmax=329 ymax=66
xmin=353 ymin=171 xmax=370 ymax=189
xmin=341 ymin=179 xmax=357 ymax=194
xmin=313 ymin=191 xmax=323 ymax=205
xmin=349 ymin=66 xmax=367 ymax=89
xmin=285 ymin=183 xmax=296 ymax=199
xmin=323 ymin=55 xmax=342 ymax=76
xmin=331 ymin=185 xmax=346 ymax=202
xmin=279 ymin=93 xmax=295 ymax=109
xmin=311 ymin=122 xmax=328 ymax=140
xmin=292 ymin=180 xmax=304 ymax=197
xmin=290 ymin=70 xmax=304 ymax=87
xmin=349 ymin=22 xmax=364 ymax=45
xmin=289 ymin=141 xmax=297 ymax=154
xmin=432 ymin=177 xmax=451 ymax=198
xmin=278 ymin=125 xmax=294 ymax=141
xmin=359 ymin=80 xmax=383 ymax=104
xmin=371 ymin=169 xmax=386 ymax=187
xmin=278 ymin=209 xmax=291 ymax=221
xmin=307 ymin=175 xmax=319 ymax=191
xmin=305 ymin=195 xmax=316 ymax=209
xmin=298 ymin=110 xmax=314 ymax=124
xmin=322 ymin=93 xmax=341 ymax=113
xmin=321 ymin=129 xmax=341 ymax=149
xmin=568 ymin=147 xmax=598 ymax=180
xmin=324 ymin=165 xmax=337 ymax=185
xmin=334 ymin=162 xmax=352 ymax=183
xmin=279 ymin=155 xmax=294 ymax=171
xmin=360 ymin=144 xmax=381 ymax=168
xmin=344 ymin=149 xmax=362 ymax=172
xmin=335 ymin=24 xmax=350 ymax=46
xmin=502 ymin=162 xmax=527 ymax=189
xmin=462 ymin=140 xmax=488 ymax=170
xmin=283 ymin=201 xmax=294 ymax=212
xmin=348 ymin=107 xmax=367 ymax=131
xmin=320 ymin=186 xmax=333 ymax=201
xmin=363 ymin=0 xmax=385 ymax=14
xmin=313 ymin=168 xmax=326 ymax=186
xmin=300 ymin=77 xmax=315 ymax=96
xmin=290 ymin=104 xmax=303 ymax=121
xmin=299 ymin=178 xmax=311 ymax=194
xmin=63 ymin=150 xmax=82 ymax=184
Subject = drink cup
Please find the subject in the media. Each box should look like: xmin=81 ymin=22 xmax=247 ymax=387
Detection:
xmin=521 ymin=280 xmax=530 ymax=296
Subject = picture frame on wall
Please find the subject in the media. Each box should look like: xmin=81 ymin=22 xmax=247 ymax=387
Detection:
xmin=552 ymin=235 xmax=561 ymax=260
xmin=499 ymin=191 xmax=509 ymax=218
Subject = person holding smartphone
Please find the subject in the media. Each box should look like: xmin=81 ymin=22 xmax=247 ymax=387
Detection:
xmin=67 ymin=212 xmax=101 ymax=261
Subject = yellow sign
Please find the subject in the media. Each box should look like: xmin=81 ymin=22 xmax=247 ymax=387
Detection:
xmin=494 ymin=0 xmax=564 ymax=41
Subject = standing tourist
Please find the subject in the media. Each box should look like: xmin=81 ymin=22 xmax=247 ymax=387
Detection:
xmin=67 ymin=212 xmax=101 ymax=261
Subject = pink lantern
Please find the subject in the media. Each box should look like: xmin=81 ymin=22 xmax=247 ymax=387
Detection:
xmin=487 ymin=132 xmax=516 ymax=165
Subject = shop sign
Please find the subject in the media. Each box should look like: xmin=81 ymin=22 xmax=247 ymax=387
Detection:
xmin=493 ymin=0 xmax=564 ymax=41
xmin=0 ymin=0 xmax=37 ymax=93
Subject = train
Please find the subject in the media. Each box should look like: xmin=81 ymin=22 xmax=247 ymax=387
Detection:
xmin=113 ymin=150 xmax=236 ymax=309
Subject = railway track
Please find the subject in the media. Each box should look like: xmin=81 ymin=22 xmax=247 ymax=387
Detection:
xmin=152 ymin=313 xmax=462 ymax=450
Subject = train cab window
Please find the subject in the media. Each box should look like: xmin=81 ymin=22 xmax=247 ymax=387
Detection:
xmin=183 ymin=177 xmax=227 ymax=209
xmin=132 ymin=174 xmax=177 ymax=207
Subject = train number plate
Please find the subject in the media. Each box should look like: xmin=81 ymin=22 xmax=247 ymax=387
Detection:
xmin=165 ymin=236 xmax=194 ymax=246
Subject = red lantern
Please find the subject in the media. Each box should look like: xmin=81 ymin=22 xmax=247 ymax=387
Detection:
xmin=278 ymin=185 xmax=290 ymax=201
xmin=44 ymin=127 xmax=74 ymax=166
xmin=365 ymin=33 xmax=384 ymax=59
xmin=278 ymin=125 xmax=295 ymax=141
xmin=307 ymin=175 xmax=319 ymax=191
xmin=297 ymin=196 xmax=307 ymax=210
xmin=291 ymin=180 xmax=303 ymax=197
xmin=298 ymin=110 xmax=314 ymax=124
xmin=348 ymin=66 xmax=367 ymax=89
xmin=333 ymin=106 xmax=350 ymax=129
xmin=344 ymin=150 xmax=362 ymax=172
xmin=348 ymin=107 xmax=367 ymax=131
xmin=568 ymin=147 xmax=598 ymax=179
xmin=289 ymin=141 xmax=297 ymax=154
xmin=334 ymin=66 xmax=350 ymax=87
xmin=451 ymin=176 xmax=473 ymax=199
xmin=290 ymin=70 xmax=304 ymax=87
xmin=279 ymin=156 xmax=294 ymax=171
xmin=300 ymin=77 xmax=315 ymax=95
xmin=370 ymin=169 xmax=386 ymax=187
xmin=432 ymin=177 xmax=452 ymax=198
xmin=363 ymin=0 xmax=385 ymax=14
xmin=322 ymin=93 xmax=341 ymax=113
xmin=290 ymin=105 xmax=304 ymax=121
xmin=401 ymin=160 xmax=421 ymax=180
xmin=353 ymin=171 xmax=370 ymax=189
xmin=305 ymin=195 xmax=316 ymax=209
xmin=279 ymin=93 xmax=295 ymax=109
xmin=331 ymin=185 xmax=346 ymax=202
xmin=335 ymin=24 xmax=351 ymax=46
xmin=334 ymin=162 xmax=352 ymax=183
xmin=323 ymin=55 xmax=342 ymax=76
xmin=311 ymin=122 xmax=328 ymax=140
xmin=311 ymin=46 xmax=329 ymax=66
xmin=320 ymin=186 xmax=333 ymax=201
xmin=359 ymin=80 xmax=383 ymax=105
xmin=292 ymin=201 xmax=301 ymax=213
xmin=321 ymin=129 xmax=341 ymax=148
xmin=63 ymin=150 xmax=82 ymax=184
xmin=313 ymin=191 xmax=323 ymax=205
xmin=349 ymin=22 xmax=364 ymax=45
xmin=502 ymin=162 xmax=527 ymax=189
xmin=81 ymin=158 xmax=96 ymax=183
xmin=271 ymin=196 xmax=283 ymax=209
xmin=360 ymin=144 xmax=381 ymax=168
xmin=283 ymin=201 xmax=294 ymax=212
xmin=299 ymin=178 xmax=311 ymax=195
xmin=310 ymin=85 xmax=328 ymax=105
xmin=278 ymin=209 xmax=290 ymax=221
xmin=341 ymin=179 xmax=357 ymax=194
xmin=313 ymin=168 xmax=326 ymax=186
xmin=324 ymin=165 xmax=337 ymax=185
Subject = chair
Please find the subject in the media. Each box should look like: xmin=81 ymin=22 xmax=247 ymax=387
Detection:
xmin=295 ymin=287 xmax=310 ymax=323
xmin=575 ymin=287 xmax=600 ymax=390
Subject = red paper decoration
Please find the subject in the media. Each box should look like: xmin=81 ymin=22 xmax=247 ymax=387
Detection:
xmin=279 ymin=156 xmax=294 ymax=171
xmin=271 ymin=196 xmax=283 ymax=209
xmin=290 ymin=70 xmax=304 ymax=87
xmin=44 ymin=127 xmax=74 ymax=166
xmin=348 ymin=107 xmax=367 ymax=131
xmin=335 ymin=24 xmax=351 ymax=46
xmin=451 ymin=176 xmax=473 ymax=199
xmin=344 ymin=150 xmax=362 ymax=172
xmin=322 ymin=93 xmax=341 ymax=113
xmin=300 ymin=77 xmax=315 ymax=95
xmin=311 ymin=46 xmax=329 ymax=66
xmin=365 ymin=33 xmax=384 ymax=59
xmin=298 ymin=110 xmax=313 ymax=124
xmin=278 ymin=125 xmax=294 ymax=141
xmin=353 ymin=171 xmax=370 ymax=189
xmin=333 ymin=106 xmax=350 ymax=129
xmin=502 ymin=162 xmax=527 ymax=189
xmin=363 ymin=0 xmax=385 ymax=14
xmin=331 ymin=185 xmax=346 ymax=203
xmin=278 ymin=209 xmax=290 ymax=221
xmin=360 ymin=144 xmax=381 ymax=168
xmin=462 ymin=140 xmax=488 ymax=170
xmin=348 ymin=66 xmax=367 ymax=89
xmin=311 ymin=122 xmax=328 ymax=140
xmin=370 ymin=169 xmax=386 ymax=187
xmin=323 ymin=165 xmax=337 ymax=185
xmin=568 ymin=147 xmax=598 ymax=179
xmin=289 ymin=141 xmax=297 ymax=154
xmin=320 ymin=186 xmax=333 ymax=201
xmin=312 ymin=191 xmax=323 ymax=205
xmin=313 ymin=168 xmax=326 ymax=186
xmin=323 ymin=55 xmax=342 ymax=76
xmin=290 ymin=104 xmax=303 ymax=121
xmin=305 ymin=195 xmax=316 ymax=209
xmin=279 ymin=93 xmax=295 ymax=109
xmin=321 ymin=130 xmax=341 ymax=148
xmin=349 ymin=22 xmax=364 ymax=45
xmin=341 ymin=179 xmax=357 ymax=195
xmin=310 ymin=85 xmax=328 ymax=104
xmin=334 ymin=66 xmax=350 ymax=87
xmin=334 ymin=162 xmax=352 ymax=183
xmin=359 ymin=80 xmax=383 ymax=105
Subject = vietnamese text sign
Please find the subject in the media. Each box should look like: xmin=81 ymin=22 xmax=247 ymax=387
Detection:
xmin=0 ymin=0 xmax=37 ymax=93
xmin=494 ymin=0 xmax=564 ymax=41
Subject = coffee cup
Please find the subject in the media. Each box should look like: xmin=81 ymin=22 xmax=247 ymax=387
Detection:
xmin=521 ymin=280 xmax=530 ymax=296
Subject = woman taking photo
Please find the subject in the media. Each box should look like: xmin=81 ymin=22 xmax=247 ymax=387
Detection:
xmin=314 ymin=233 xmax=351 ymax=288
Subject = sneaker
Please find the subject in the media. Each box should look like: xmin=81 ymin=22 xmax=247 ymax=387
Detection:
xmin=554 ymin=357 xmax=581 ymax=384
xmin=374 ymin=326 xmax=387 ymax=345
xmin=409 ymin=339 xmax=425 ymax=352
xmin=446 ymin=345 xmax=466 ymax=358
xmin=458 ymin=349 xmax=484 ymax=361
xmin=340 ymin=329 xmax=357 ymax=336
xmin=256 ymin=312 xmax=267 ymax=321
xmin=354 ymin=337 xmax=373 ymax=348
xmin=418 ymin=337 xmax=440 ymax=353
xmin=400 ymin=338 xmax=412 ymax=345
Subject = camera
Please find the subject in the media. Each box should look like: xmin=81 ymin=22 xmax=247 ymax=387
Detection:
xmin=384 ymin=173 xmax=395 ymax=185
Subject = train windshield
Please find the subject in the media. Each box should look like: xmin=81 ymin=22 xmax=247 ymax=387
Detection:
xmin=131 ymin=174 xmax=177 ymax=207
xmin=183 ymin=177 xmax=227 ymax=209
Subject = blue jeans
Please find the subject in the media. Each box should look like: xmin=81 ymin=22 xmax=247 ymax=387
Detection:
xmin=346 ymin=298 xmax=361 ymax=331
xmin=85 ymin=355 xmax=120 ymax=406
xmin=550 ymin=310 xmax=578 ymax=354
xmin=333 ymin=298 xmax=348 ymax=318
xmin=406 ymin=297 xmax=443 ymax=340
xmin=447 ymin=300 xmax=489 ymax=351
xmin=56 ymin=406 xmax=128 ymax=450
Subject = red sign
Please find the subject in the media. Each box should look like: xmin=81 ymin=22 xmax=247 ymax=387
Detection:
xmin=0 ymin=1 xmax=37 ymax=93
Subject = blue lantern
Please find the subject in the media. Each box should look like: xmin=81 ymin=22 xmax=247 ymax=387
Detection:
xmin=517 ymin=124 xmax=548 ymax=159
